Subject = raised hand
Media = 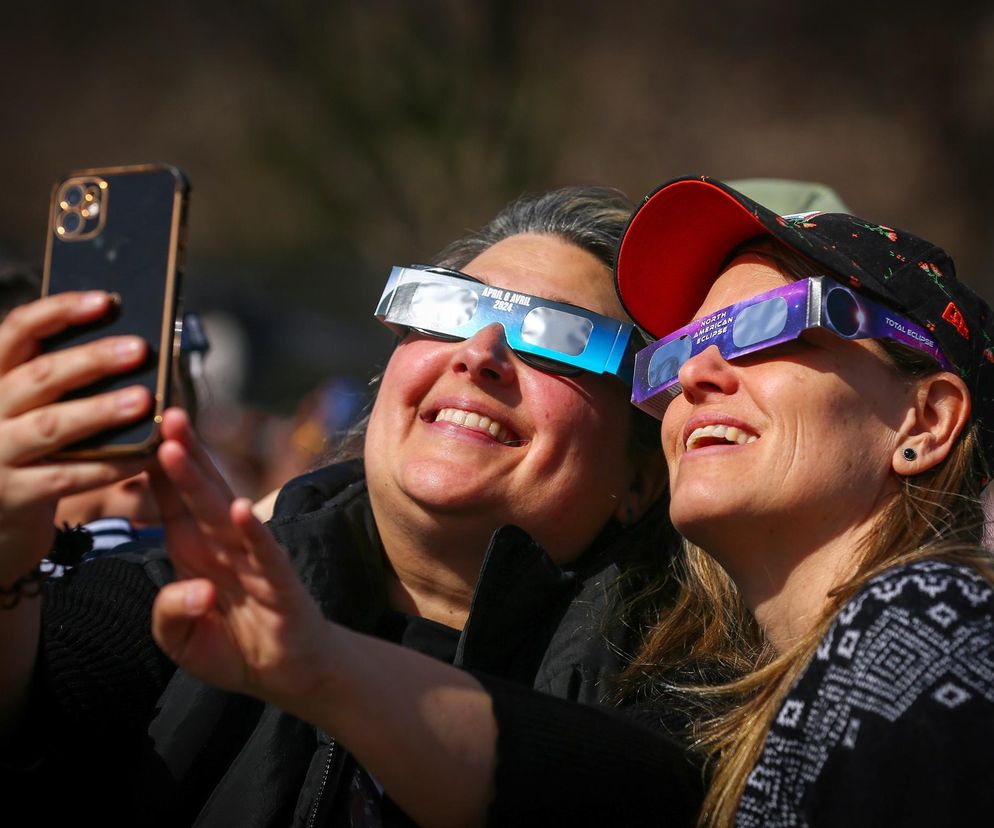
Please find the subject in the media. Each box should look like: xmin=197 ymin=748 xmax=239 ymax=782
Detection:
xmin=150 ymin=409 xmax=338 ymax=709
xmin=0 ymin=292 xmax=152 ymax=587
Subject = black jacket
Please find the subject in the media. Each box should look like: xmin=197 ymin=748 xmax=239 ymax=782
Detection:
xmin=12 ymin=460 xmax=701 ymax=826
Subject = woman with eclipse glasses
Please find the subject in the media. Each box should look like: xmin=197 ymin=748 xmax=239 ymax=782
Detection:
xmin=0 ymin=186 xmax=706 ymax=827
xmin=614 ymin=176 xmax=994 ymax=826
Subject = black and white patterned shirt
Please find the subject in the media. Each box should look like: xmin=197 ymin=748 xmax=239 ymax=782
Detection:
xmin=737 ymin=559 xmax=994 ymax=827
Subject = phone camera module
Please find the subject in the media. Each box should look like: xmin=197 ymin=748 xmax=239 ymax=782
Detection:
xmin=55 ymin=176 xmax=107 ymax=241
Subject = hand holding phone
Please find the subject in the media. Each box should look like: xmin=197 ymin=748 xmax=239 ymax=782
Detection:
xmin=41 ymin=164 xmax=190 ymax=457
xmin=0 ymin=291 xmax=154 ymax=586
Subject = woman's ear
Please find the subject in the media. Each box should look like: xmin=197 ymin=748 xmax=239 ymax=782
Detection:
xmin=893 ymin=371 xmax=972 ymax=476
xmin=614 ymin=450 xmax=668 ymax=526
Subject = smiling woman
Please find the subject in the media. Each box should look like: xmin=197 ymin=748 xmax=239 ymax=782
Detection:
xmin=616 ymin=176 xmax=994 ymax=827
xmin=365 ymin=232 xmax=647 ymax=574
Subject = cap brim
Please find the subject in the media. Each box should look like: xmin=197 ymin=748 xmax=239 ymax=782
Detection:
xmin=615 ymin=176 xmax=784 ymax=338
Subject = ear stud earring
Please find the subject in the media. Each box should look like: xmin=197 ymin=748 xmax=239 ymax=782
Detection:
xmin=903 ymin=447 xmax=918 ymax=462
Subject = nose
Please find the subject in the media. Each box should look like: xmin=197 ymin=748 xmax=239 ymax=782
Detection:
xmin=453 ymin=323 xmax=516 ymax=384
xmin=676 ymin=344 xmax=738 ymax=403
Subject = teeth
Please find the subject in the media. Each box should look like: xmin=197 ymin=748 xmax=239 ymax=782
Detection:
xmin=435 ymin=407 xmax=511 ymax=444
xmin=686 ymin=424 xmax=758 ymax=451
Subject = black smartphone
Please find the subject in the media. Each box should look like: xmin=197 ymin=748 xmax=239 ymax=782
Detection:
xmin=41 ymin=163 xmax=191 ymax=457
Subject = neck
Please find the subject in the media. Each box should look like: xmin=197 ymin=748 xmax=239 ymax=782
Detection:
xmin=746 ymin=538 xmax=858 ymax=652
xmin=374 ymin=506 xmax=498 ymax=631
xmin=704 ymin=513 xmax=879 ymax=653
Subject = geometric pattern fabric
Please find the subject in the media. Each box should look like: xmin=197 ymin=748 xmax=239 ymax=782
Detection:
xmin=737 ymin=560 xmax=994 ymax=826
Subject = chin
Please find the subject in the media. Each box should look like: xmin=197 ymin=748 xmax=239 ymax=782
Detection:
xmin=669 ymin=490 xmax=745 ymax=546
xmin=401 ymin=462 xmax=495 ymax=511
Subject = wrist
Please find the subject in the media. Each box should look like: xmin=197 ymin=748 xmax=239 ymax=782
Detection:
xmin=0 ymin=563 xmax=53 ymax=610
xmin=0 ymin=523 xmax=93 ymax=610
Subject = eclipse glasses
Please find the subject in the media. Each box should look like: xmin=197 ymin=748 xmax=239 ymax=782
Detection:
xmin=632 ymin=276 xmax=951 ymax=418
xmin=375 ymin=265 xmax=638 ymax=381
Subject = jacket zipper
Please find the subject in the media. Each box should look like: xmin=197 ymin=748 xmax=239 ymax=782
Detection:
xmin=306 ymin=738 xmax=337 ymax=828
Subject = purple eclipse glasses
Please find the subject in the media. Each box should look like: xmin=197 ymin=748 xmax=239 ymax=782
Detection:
xmin=632 ymin=276 xmax=951 ymax=418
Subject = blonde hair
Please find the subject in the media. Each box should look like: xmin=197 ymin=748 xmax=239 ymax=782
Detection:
xmin=619 ymin=238 xmax=994 ymax=827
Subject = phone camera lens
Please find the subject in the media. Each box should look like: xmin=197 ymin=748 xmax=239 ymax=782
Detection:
xmin=59 ymin=212 xmax=82 ymax=235
xmin=63 ymin=185 xmax=84 ymax=208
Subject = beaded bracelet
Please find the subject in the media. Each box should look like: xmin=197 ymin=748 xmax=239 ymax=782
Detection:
xmin=0 ymin=566 xmax=51 ymax=609
xmin=0 ymin=523 xmax=93 ymax=609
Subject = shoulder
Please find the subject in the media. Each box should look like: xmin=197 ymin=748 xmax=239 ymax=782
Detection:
xmin=739 ymin=560 xmax=994 ymax=827
xmin=269 ymin=458 xmax=367 ymax=522
xmin=808 ymin=560 xmax=994 ymax=678
xmin=837 ymin=558 xmax=994 ymax=627
xmin=815 ymin=559 xmax=994 ymax=662
xmin=805 ymin=559 xmax=994 ymax=719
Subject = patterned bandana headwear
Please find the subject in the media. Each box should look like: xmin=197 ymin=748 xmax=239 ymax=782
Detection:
xmin=614 ymin=174 xmax=994 ymax=474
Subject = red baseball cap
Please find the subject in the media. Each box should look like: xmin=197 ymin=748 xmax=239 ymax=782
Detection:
xmin=614 ymin=176 xmax=775 ymax=339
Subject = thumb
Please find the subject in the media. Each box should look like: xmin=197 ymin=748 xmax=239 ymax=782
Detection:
xmin=152 ymin=579 xmax=214 ymax=654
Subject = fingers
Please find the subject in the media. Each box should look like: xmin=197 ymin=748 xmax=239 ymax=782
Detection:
xmin=151 ymin=425 xmax=247 ymax=585
xmin=0 ymin=456 xmax=150 ymax=511
xmin=231 ymin=497 xmax=293 ymax=581
xmin=154 ymin=415 xmax=296 ymax=602
xmin=0 ymin=385 xmax=152 ymax=466
xmin=0 ymin=292 xmax=152 ymax=463
xmin=151 ymin=579 xmax=216 ymax=660
xmin=157 ymin=435 xmax=238 ymax=543
xmin=160 ymin=408 xmax=234 ymax=497
xmin=148 ymin=457 xmax=234 ymax=583
xmin=231 ymin=497 xmax=272 ymax=546
xmin=155 ymin=578 xmax=214 ymax=624
xmin=159 ymin=406 xmax=195 ymax=443
xmin=0 ymin=292 xmax=157 ymax=575
xmin=0 ymin=335 xmax=148 ymax=419
xmin=0 ymin=292 xmax=119 ymax=374
xmin=147 ymin=451 xmax=187 ymax=525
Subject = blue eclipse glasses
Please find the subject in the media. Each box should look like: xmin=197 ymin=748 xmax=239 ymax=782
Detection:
xmin=375 ymin=265 xmax=638 ymax=381
xmin=632 ymin=276 xmax=951 ymax=418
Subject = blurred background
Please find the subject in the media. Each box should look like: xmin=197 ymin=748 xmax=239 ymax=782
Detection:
xmin=4 ymin=0 xmax=994 ymax=495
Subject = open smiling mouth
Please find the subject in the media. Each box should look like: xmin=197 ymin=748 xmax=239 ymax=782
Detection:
xmin=434 ymin=407 xmax=522 ymax=446
xmin=685 ymin=424 xmax=758 ymax=451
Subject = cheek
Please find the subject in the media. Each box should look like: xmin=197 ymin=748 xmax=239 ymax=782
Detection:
xmin=363 ymin=400 xmax=388 ymax=468
xmin=379 ymin=341 xmax=445 ymax=401
xmin=531 ymin=390 xmax=586 ymax=450
xmin=527 ymin=377 xmax=631 ymax=462
xmin=365 ymin=345 xmax=433 ymax=451
xmin=381 ymin=341 xmax=423 ymax=384
xmin=660 ymin=402 xmax=685 ymax=463
xmin=774 ymin=376 xmax=894 ymax=477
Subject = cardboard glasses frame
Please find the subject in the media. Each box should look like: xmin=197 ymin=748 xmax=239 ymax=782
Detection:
xmin=632 ymin=275 xmax=950 ymax=418
xmin=375 ymin=265 xmax=639 ymax=381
